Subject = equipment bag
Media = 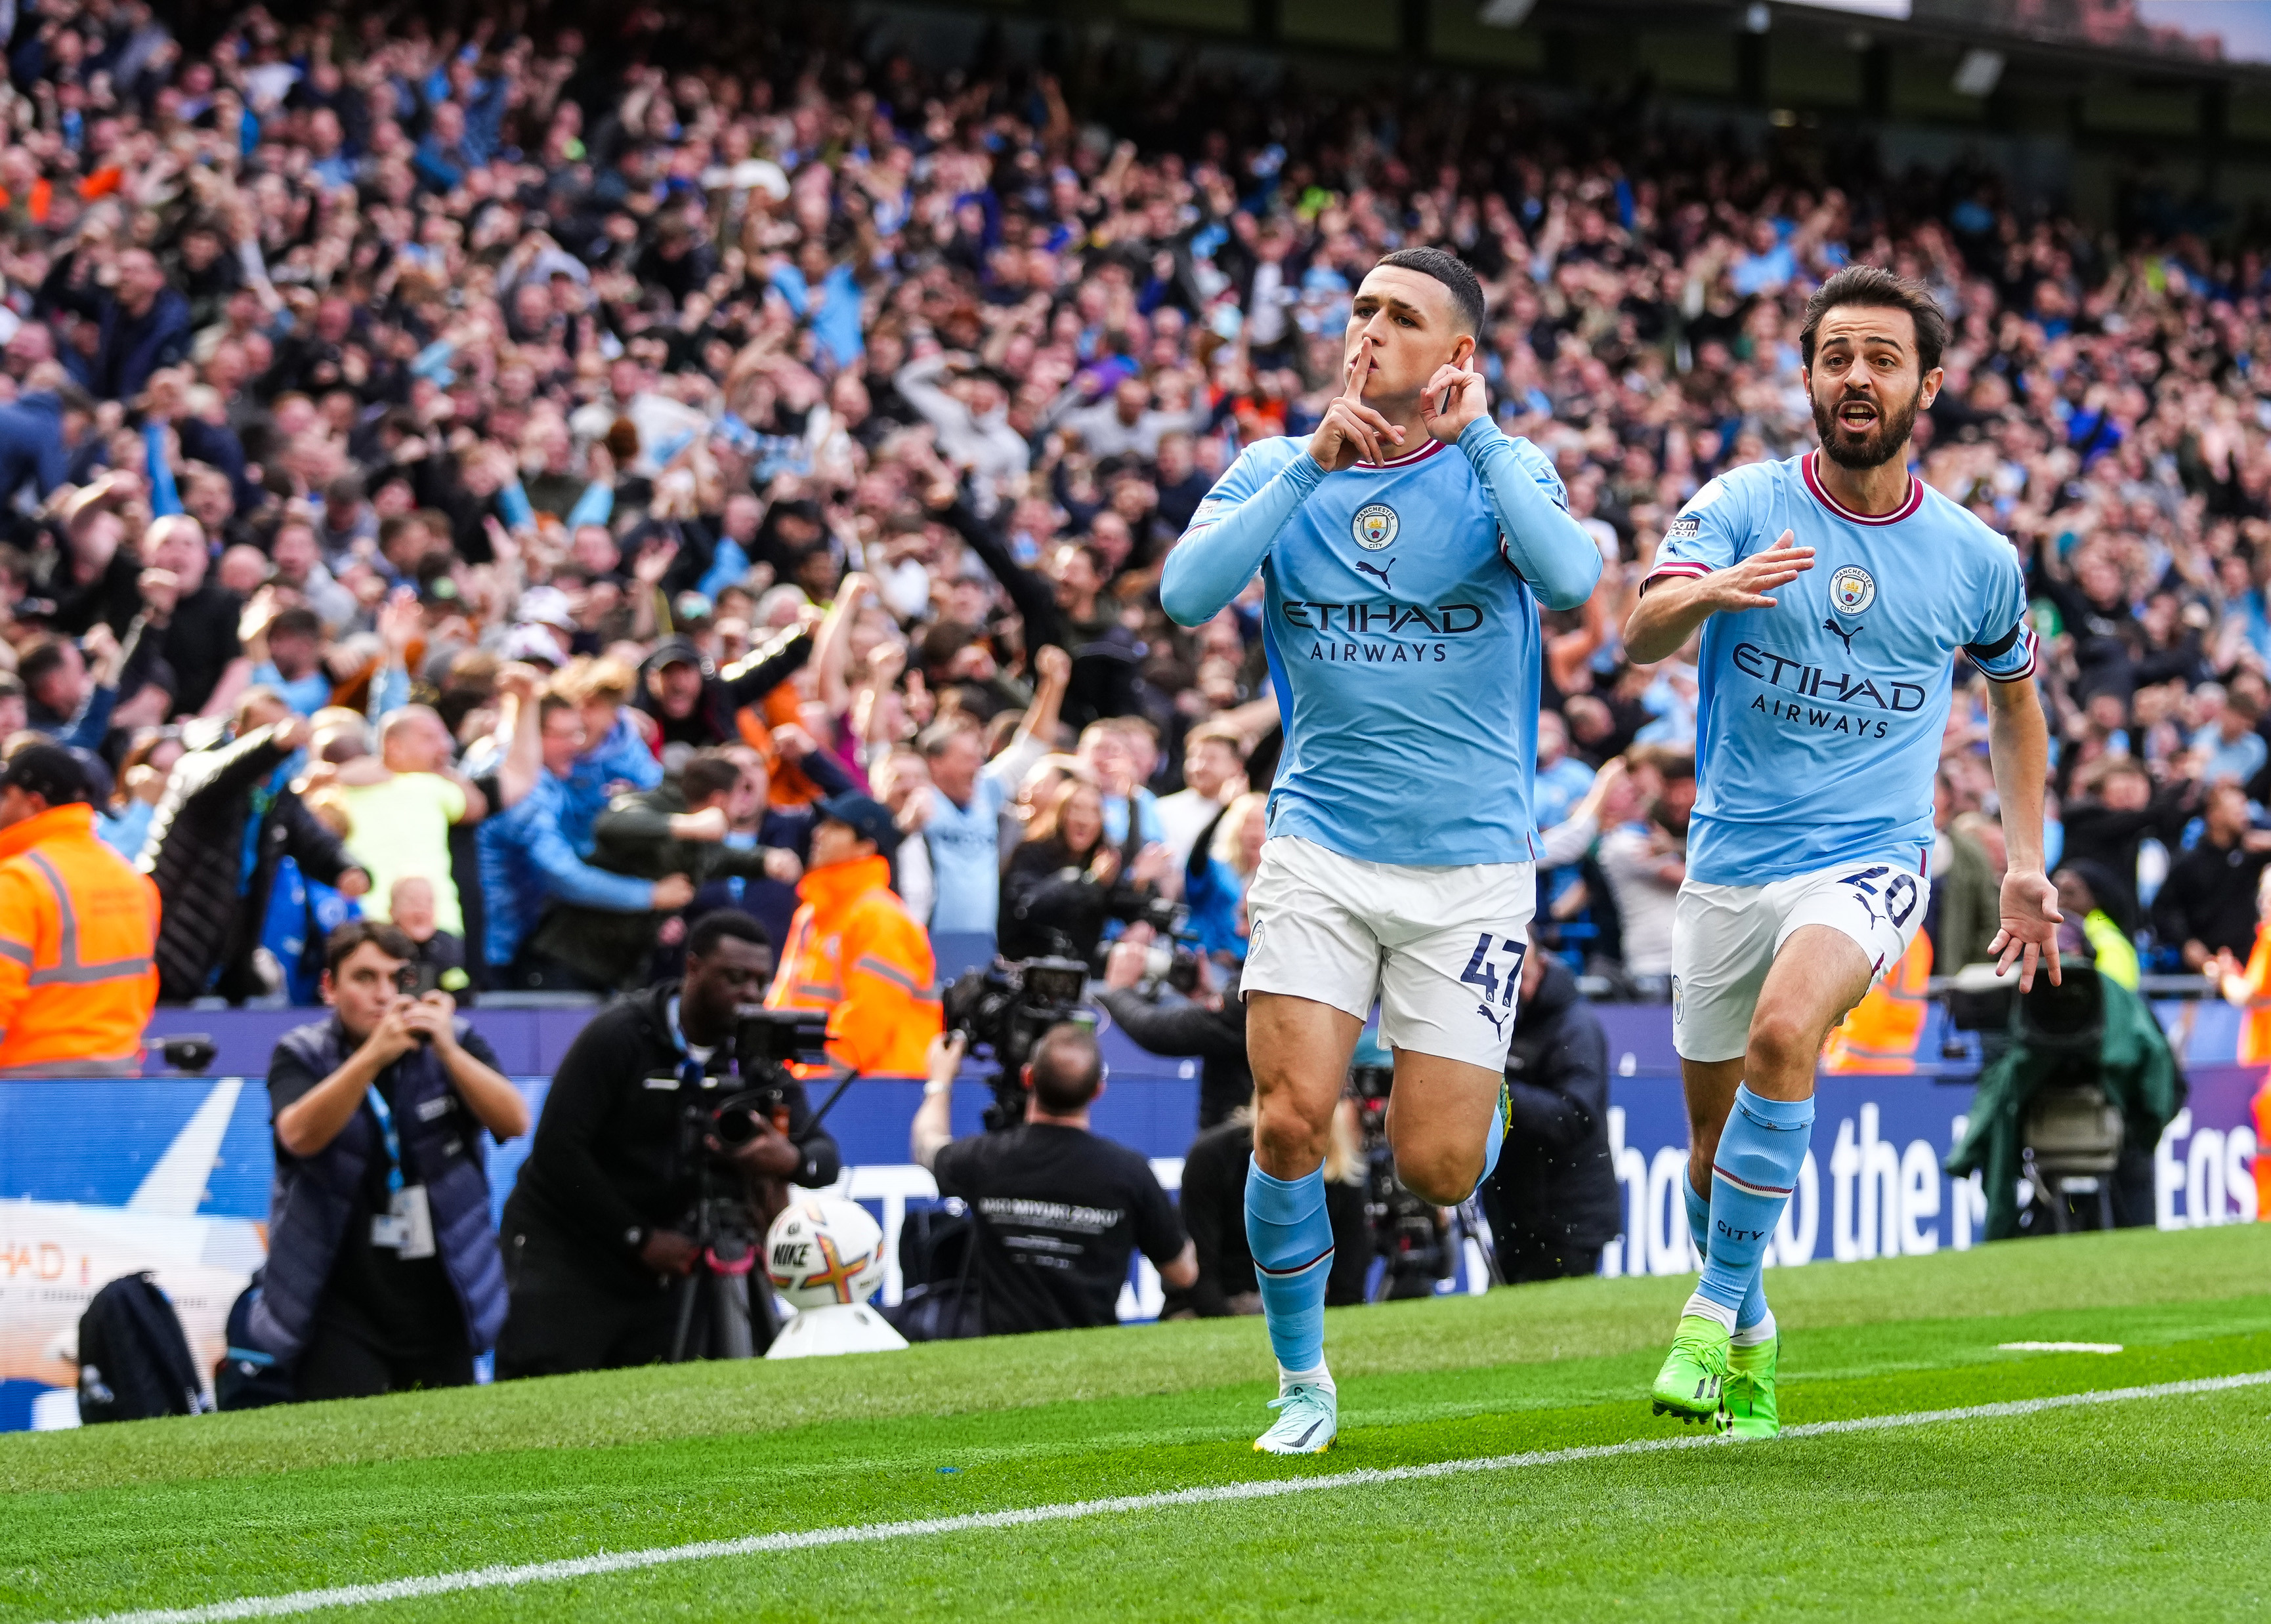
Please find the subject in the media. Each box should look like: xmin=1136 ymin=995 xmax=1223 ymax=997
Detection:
xmin=214 ymin=1271 xmax=296 ymax=1411
xmin=77 ymin=1273 xmax=208 ymax=1424
xmin=889 ymin=1201 xmax=983 ymax=1341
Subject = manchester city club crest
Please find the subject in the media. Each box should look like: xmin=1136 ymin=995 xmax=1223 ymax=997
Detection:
xmin=1351 ymin=503 xmax=1399 ymax=551
xmin=1829 ymin=564 xmax=1877 ymax=615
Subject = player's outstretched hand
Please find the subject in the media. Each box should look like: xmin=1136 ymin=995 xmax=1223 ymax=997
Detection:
xmin=1420 ymin=361 xmax=1487 ymax=444
xmin=1700 ymin=530 xmax=1815 ymax=612
xmin=1989 ymin=867 xmax=2063 ymax=992
xmin=1307 ymin=341 xmax=1403 ymax=472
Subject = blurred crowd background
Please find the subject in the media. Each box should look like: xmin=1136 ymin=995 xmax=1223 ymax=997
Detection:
xmin=0 ymin=0 xmax=2268 ymax=1018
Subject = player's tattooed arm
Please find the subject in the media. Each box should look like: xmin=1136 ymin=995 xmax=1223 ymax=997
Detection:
xmin=1983 ymin=671 xmax=2062 ymax=992
xmin=1623 ymin=529 xmax=1815 ymax=664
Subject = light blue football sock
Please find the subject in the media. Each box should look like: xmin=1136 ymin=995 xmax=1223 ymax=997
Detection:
xmin=1475 ymin=1083 xmax=1508 ymax=1194
xmin=1693 ymin=1087 xmax=1814 ymax=1320
xmin=1244 ymin=1157 xmax=1334 ymax=1377
xmin=1685 ymin=1167 xmax=1768 ymax=1330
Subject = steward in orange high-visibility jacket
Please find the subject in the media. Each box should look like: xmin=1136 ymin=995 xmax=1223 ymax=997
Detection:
xmin=765 ymin=792 xmax=941 ymax=1077
xmin=0 ymin=744 xmax=159 ymax=1075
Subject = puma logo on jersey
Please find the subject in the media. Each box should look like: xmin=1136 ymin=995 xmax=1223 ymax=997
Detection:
xmin=1477 ymin=1003 xmax=1506 ymax=1037
xmin=1355 ymin=558 xmax=1395 ymax=588
xmin=1823 ymin=616 xmax=1861 ymax=654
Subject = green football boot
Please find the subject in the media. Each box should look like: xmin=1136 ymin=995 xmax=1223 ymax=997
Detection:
xmin=1724 ymin=1334 xmax=1781 ymax=1440
xmin=1649 ymin=1315 xmax=1731 ymax=1427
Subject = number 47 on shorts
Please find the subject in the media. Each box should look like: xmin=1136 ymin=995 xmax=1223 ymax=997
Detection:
xmin=1459 ymin=932 xmax=1526 ymax=1007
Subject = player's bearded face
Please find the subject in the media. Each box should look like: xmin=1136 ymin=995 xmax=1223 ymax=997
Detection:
xmin=1812 ymin=369 xmax=1921 ymax=470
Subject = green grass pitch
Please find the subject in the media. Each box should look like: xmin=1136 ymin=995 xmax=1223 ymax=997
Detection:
xmin=5 ymin=1224 xmax=2270 ymax=1621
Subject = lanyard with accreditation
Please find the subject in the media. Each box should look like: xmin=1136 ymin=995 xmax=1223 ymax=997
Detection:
xmin=365 ymin=1083 xmax=438 ymax=1259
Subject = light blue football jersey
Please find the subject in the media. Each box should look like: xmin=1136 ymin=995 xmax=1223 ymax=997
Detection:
xmin=1190 ymin=432 xmax=1569 ymax=865
xmin=1652 ymin=451 xmax=2035 ymax=887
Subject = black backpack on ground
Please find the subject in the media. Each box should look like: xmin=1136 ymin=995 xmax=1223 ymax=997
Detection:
xmin=215 ymin=1270 xmax=296 ymax=1411
xmin=887 ymin=1201 xmax=985 ymax=1342
xmin=77 ymin=1273 xmax=208 ymax=1424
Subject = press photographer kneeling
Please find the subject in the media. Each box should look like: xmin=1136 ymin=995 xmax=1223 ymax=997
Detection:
xmin=910 ymin=1023 xmax=1196 ymax=1337
xmin=496 ymin=911 xmax=842 ymax=1375
xmin=258 ymin=922 xmax=529 ymax=1402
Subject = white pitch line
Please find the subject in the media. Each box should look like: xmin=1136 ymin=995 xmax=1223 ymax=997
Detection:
xmin=54 ymin=1369 xmax=2271 ymax=1624
xmin=1999 ymin=1341 xmax=2124 ymax=1354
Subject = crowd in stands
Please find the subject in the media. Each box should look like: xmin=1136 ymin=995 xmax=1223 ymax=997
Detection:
xmin=0 ymin=1 xmax=2266 ymax=1029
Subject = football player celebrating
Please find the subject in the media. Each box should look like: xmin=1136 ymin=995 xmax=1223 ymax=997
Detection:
xmin=1624 ymin=264 xmax=2059 ymax=1438
xmin=1161 ymin=247 xmax=1603 ymax=1455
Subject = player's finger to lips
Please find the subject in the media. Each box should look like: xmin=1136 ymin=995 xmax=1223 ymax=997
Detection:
xmin=1344 ymin=344 xmax=1373 ymax=397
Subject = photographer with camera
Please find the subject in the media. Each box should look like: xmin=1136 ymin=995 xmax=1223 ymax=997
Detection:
xmin=496 ymin=911 xmax=843 ymax=1376
xmin=253 ymin=922 xmax=528 ymax=1401
xmin=911 ymin=1024 xmax=1196 ymax=1337
xmin=1097 ymin=923 xmax=1254 ymax=1129
xmin=1000 ymin=776 xmax=1173 ymax=965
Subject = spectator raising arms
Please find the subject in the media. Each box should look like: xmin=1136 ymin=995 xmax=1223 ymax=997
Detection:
xmin=0 ymin=5 xmax=2259 ymax=1010
xmin=140 ymin=696 xmax=369 ymax=1003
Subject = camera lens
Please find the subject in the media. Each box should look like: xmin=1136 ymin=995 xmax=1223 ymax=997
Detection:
xmin=713 ymin=1104 xmax=757 ymax=1145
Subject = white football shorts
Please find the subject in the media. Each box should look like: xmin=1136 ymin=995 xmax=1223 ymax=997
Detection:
xmin=1241 ymin=835 xmax=1537 ymax=1072
xmin=1670 ymin=857 xmax=1932 ymax=1063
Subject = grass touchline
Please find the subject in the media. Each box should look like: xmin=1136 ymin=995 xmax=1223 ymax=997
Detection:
xmin=54 ymin=1369 xmax=2271 ymax=1624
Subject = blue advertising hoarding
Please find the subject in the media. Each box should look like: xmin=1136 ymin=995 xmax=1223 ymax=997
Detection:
xmin=3 ymin=1003 xmax=2260 ymax=1432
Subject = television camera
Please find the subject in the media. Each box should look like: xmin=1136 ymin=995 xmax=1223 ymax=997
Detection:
xmin=668 ymin=1005 xmax=834 ymax=1362
xmin=941 ymin=955 xmax=1095 ymax=1130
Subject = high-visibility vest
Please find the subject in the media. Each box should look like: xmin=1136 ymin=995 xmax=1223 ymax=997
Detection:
xmin=0 ymin=804 xmax=159 ymax=1075
xmin=765 ymin=853 xmax=941 ymax=1077
xmin=2235 ymin=928 xmax=2271 ymax=1067
xmin=1823 ymin=928 xmax=1933 ymax=1074
xmin=2254 ymin=1074 xmax=2271 ymax=1224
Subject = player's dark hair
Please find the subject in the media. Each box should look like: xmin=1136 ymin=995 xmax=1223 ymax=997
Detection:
xmin=325 ymin=919 xmax=416 ymax=977
xmin=1027 ymin=1022 xmax=1105 ymax=1114
xmin=1374 ymin=247 xmax=1485 ymax=335
xmin=1800 ymin=264 xmax=1949 ymax=376
xmin=687 ymin=908 xmax=769 ymax=960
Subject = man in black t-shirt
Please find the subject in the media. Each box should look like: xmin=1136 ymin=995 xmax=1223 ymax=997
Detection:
xmin=263 ymin=922 xmax=530 ymax=1400
xmin=913 ymin=1024 xmax=1195 ymax=1336
xmin=142 ymin=515 xmax=249 ymax=717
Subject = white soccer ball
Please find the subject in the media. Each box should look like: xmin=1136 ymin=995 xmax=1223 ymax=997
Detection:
xmin=765 ymin=1197 xmax=887 ymax=1310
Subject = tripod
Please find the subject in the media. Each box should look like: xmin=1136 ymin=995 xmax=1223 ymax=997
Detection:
xmin=663 ymin=1066 xmax=862 ymax=1362
xmin=667 ymin=1189 xmax=780 ymax=1361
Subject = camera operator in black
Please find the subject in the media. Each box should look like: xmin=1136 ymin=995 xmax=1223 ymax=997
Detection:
xmin=1479 ymin=938 xmax=1621 ymax=1283
xmin=495 ymin=911 xmax=841 ymax=1376
xmin=912 ymin=1024 xmax=1195 ymax=1335
xmin=1095 ymin=926 xmax=1254 ymax=1128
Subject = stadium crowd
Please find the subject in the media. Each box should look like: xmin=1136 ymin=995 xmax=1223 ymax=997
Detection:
xmin=0 ymin=0 xmax=2264 ymax=1037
